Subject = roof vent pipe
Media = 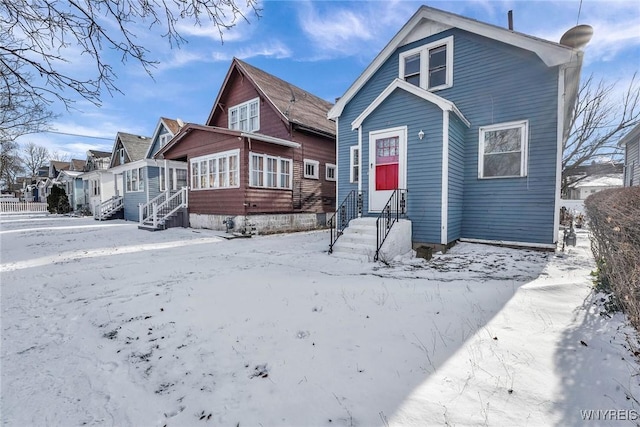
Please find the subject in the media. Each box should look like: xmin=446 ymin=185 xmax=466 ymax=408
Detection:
xmin=508 ymin=10 xmax=513 ymax=30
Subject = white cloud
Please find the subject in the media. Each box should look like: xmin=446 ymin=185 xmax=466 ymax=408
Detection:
xmin=210 ymin=40 xmax=292 ymax=62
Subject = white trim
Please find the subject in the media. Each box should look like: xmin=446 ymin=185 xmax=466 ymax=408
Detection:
xmin=249 ymin=151 xmax=293 ymax=189
xmin=399 ymin=36 xmax=454 ymax=91
xmin=240 ymin=131 xmax=301 ymax=148
xmin=335 ymin=117 xmax=339 ymax=205
xmin=459 ymin=237 xmax=556 ymax=250
xmin=478 ymin=120 xmax=529 ymax=179
xmin=553 ymin=67 xmax=566 ymax=243
xmin=229 ymin=97 xmax=260 ymax=132
xmin=357 ymin=127 xmax=363 ymax=194
xmin=349 ymin=146 xmax=360 ymax=184
xmin=125 ymin=167 xmax=145 ymax=193
xmin=325 ymin=163 xmax=337 ymax=181
xmin=328 ymin=6 xmax=578 ymax=120
xmin=351 ymin=79 xmax=470 ymax=130
xmin=368 ymin=126 xmax=408 ymax=213
xmin=190 ymin=149 xmax=240 ymax=190
xmin=441 ymin=111 xmax=449 ymax=245
xmin=303 ymin=159 xmax=320 ymax=179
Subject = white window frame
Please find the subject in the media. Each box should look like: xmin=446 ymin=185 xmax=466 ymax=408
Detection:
xmin=125 ymin=167 xmax=144 ymax=192
xmin=478 ymin=120 xmax=529 ymax=179
xmin=304 ymin=159 xmax=319 ymax=179
xmin=349 ymin=146 xmax=359 ymax=183
xmin=190 ymin=149 xmax=240 ymax=190
xmin=398 ymin=36 xmax=454 ymax=91
xmin=228 ymin=98 xmax=260 ymax=132
xmin=159 ymin=134 xmax=171 ymax=147
xmin=249 ymin=152 xmax=293 ymax=189
xmin=325 ymin=163 xmax=337 ymax=181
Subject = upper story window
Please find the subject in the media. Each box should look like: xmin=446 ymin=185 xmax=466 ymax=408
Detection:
xmin=399 ymin=36 xmax=453 ymax=91
xmin=229 ymin=98 xmax=260 ymax=132
xmin=159 ymin=133 xmax=171 ymax=147
xmin=325 ymin=163 xmax=336 ymax=181
xmin=478 ymin=120 xmax=529 ymax=179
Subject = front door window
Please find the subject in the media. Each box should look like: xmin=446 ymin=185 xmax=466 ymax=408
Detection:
xmin=376 ymin=136 xmax=399 ymax=190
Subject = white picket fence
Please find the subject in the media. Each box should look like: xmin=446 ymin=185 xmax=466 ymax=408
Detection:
xmin=0 ymin=201 xmax=49 ymax=213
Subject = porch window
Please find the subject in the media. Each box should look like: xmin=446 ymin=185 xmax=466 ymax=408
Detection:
xmin=350 ymin=146 xmax=359 ymax=183
xmin=190 ymin=149 xmax=240 ymax=190
xmin=478 ymin=120 xmax=529 ymax=179
xmin=125 ymin=167 xmax=144 ymax=192
xmin=304 ymin=159 xmax=319 ymax=179
xmin=326 ymin=163 xmax=336 ymax=181
xmin=250 ymin=152 xmax=292 ymax=189
xmin=398 ymin=36 xmax=453 ymax=90
xmin=229 ymin=98 xmax=260 ymax=132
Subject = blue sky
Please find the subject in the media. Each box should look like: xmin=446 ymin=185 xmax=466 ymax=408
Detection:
xmin=17 ymin=0 xmax=640 ymax=160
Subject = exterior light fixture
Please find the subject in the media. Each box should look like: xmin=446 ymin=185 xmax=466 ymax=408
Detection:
xmin=418 ymin=130 xmax=425 ymax=140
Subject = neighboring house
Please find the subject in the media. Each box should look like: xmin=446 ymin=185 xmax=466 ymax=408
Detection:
xmin=80 ymin=149 xmax=115 ymax=214
xmin=156 ymin=58 xmax=336 ymax=233
xmin=619 ymin=124 xmax=640 ymax=186
xmin=566 ymin=174 xmax=623 ymax=199
xmin=56 ymin=169 xmax=85 ymax=210
xmin=328 ymin=5 xmax=588 ymax=254
xmin=107 ymin=120 xmax=187 ymax=223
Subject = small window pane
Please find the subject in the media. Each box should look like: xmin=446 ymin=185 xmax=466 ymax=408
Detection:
xmin=483 ymin=152 xmax=521 ymax=177
xmin=404 ymin=54 xmax=420 ymax=75
xmin=229 ymin=155 xmax=238 ymax=187
xmin=280 ymin=160 xmax=290 ymax=188
xmin=485 ymin=128 xmax=522 ymax=153
xmin=429 ymin=46 xmax=446 ymax=68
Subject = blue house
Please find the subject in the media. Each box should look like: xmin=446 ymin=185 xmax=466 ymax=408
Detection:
xmin=102 ymin=118 xmax=188 ymax=224
xmin=328 ymin=6 xmax=588 ymax=256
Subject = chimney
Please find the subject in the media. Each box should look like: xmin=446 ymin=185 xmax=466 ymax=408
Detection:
xmin=508 ymin=10 xmax=513 ymax=30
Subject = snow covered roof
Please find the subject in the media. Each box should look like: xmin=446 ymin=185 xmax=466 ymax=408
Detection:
xmin=570 ymin=174 xmax=623 ymax=188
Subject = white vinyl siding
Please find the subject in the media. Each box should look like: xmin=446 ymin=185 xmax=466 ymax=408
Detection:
xmin=249 ymin=152 xmax=292 ymax=189
xmin=190 ymin=149 xmax=240 ymax=190
xmin=478 ymin=120 xmax=529 ymax=179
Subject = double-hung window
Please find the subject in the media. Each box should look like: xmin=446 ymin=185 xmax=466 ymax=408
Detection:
xmin=350 ymin=146 xmax=359 ymax=183
xmin=190 ymin=149 xmax=240 ymax=190
xmin=229 ymin=98 xmax=260 ymax=132
xmin=125 ymin=167 xmax=144 ymax=192
xmin=250 ymin=152 xmax=292 ymax=189
xmin=304 ymin=159 xmax=319 ymax=179
xmin=399 ymin=36 xmax=453 ymax=91
xmin=478 ymin=120 xmax=529 ymax=179
xmin=326 ymin=163 xmax=336 ymax=181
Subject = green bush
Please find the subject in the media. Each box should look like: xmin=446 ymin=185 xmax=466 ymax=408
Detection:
xmin=47 ymin=185 xmax=71 ymax=214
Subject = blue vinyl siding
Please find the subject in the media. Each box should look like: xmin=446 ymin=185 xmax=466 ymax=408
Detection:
xmin=122 ymin=166 xmax=162 ymax=221
xmin=448 ymin=113 xmax=466 ymax=241
xmin=148 ymin=127 xmax=172 ymax=158
xmin=338 ymin=26 xmax=559 ymax=246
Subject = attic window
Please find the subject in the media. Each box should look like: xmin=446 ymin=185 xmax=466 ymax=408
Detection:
xmin=159 ymin=134 xmax=171 ymax=147
xmin=229 ymin=98 xmax=260 ymax=132
xmin=399 ymin=36 xmax=453 ymax=91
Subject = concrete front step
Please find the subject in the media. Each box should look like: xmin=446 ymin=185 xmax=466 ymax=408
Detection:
xmin=331 ymin=217 xmax=412 ymax=262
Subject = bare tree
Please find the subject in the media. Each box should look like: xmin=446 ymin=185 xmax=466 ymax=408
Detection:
xmin=49 ymin=151 xmax=71 ymax=163
xmin=0 ymin=0 xmax=260 ymax=111
xmin=21 ymin=142 xmax=50 ymax=177
xmin=0 ymin=140 xmax=24 ymax=191
xmin=563 ymin=73 xmax=640 ymax=193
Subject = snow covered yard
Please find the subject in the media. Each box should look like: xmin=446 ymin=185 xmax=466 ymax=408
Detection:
xmin=1 ymin=215 xmax=638 ymax=426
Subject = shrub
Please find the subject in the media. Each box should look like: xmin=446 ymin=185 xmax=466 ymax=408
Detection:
xmin=585 ymin=187 xmax=640 ymax=330
xmin=47 ymin=185 xmax=71 ymax=214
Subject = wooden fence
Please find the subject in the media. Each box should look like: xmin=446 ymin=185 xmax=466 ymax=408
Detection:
xmin=0 ymin=201 xmax=49 ymax=213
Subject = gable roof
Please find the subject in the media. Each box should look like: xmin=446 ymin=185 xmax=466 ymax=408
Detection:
xmin=328 ymin=5 xmax=584 ymax=121
xmin=87 ymin=149 xmax=112 ymax=158
xmin=352 ymin=78 xmax=470 ymax=130
xmin=156 ymin=123 xmax=301 ymax=159
xmin=145 ymin=117 xmax=184 ymax=158
xmin=618 ymin=124 xmax=640 ymax=147
xmin=110 ymin=132 xmax=152 ymax=167
xmin=70 ymin=159 xmax=86 ymax=171
xmin=207 ymin=58 xmax=335 ymax=137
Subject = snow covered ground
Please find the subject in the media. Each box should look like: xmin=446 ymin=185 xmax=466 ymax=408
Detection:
xmin=1 ymin=215 xmax=638 ymax=426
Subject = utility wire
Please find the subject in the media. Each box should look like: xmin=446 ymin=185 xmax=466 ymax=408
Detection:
xmin=576 ymin=0 xmax=583 ymax=25
xmin=44 ymin=130 xmax=113 ymax=141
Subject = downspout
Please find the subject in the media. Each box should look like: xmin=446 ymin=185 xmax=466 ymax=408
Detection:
xmin=553 ymin=65 xmax=567 ymax=243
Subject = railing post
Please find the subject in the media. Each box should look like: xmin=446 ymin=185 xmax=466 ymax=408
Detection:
xmin=138 ymin=203 xmax=143 ymax=226
xmin=152 ymin=203 xmax=158 ymax=228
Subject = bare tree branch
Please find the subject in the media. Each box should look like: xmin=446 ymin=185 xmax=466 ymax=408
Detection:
xmin=21 ymin=142 xmax=50 ymax=177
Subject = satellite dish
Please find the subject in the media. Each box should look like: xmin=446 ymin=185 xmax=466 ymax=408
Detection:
xmin=177 ymin=118 xmax=185 ymax=128
xmin=560 ymin=24 xmax=593 ymax=49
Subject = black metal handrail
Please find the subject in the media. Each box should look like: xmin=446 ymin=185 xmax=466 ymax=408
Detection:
xmin=375 ymin=189 xmax=408 ymax=261
xmin=328 ymin=189 xmax=362 ymax=253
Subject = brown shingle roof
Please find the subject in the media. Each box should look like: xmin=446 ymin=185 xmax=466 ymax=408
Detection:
xmin=87 ymin=149 xmax=112 ymax=158
xmin=234 ymin=59 xmax=335 ymax=136
xmin=160 ymin=118 xmax=182 ymax=135
xmin=70 ymin=159 xmax=86 ymax=171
